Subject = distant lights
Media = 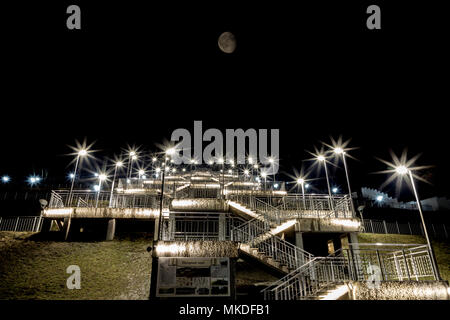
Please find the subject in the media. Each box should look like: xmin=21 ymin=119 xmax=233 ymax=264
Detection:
xmin=78 ymin=149 xmax=88 ymax=156
xmin=93 ymin=185 xmax=100 ymax=191
xmin=333 ymin=147 xmax=344 ymax=155
xmin=317 ymin=155 xmax=326 ymax=162
xmin=297 ymin=178 xmax=305 ymax=185
xmin=332 ymin=187 xmax=338 ymax=193
xmin=376 ymin=195 xmax=383 ymax=202
xmin=2 ymin=175 xmax=10 ymax=183
xmin=28 ymin=176 xmax=41 ymax=186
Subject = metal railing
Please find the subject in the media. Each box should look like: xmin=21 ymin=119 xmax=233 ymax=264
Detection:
xmin=227 ymin=194 xmax=282 ymax=225
xmin=262 ymin=243 xmax=436 ymax=300
xmin=363 ymin=219 xmax=448 ymax=239
xmin=345 ymin=243 xmax=436 ymax=282
xmin=48 ymin=190 xmax=168 ymax=209
xmin=268 ymin=194 xmax=354 ymax=218
xmin=227 ymin=194 xmax=354 ymax=222
xmin=232 ymin=220 xmax=313 ymax=271
xmin=262 ymin=256 xmax=350 ymax=300
xmin=0 ymin=216 xmax=43 ymax=232
xmin=161 ymin=212 xmax=246 ymax=241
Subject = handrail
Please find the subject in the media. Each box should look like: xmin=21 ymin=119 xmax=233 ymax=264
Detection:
xmin=262 ymin=243 xmax=437 ymax=300
xmin=233 ymin=221 xmax=313 ymax=271
xmin=262 ymin=256 xmax=351 ymax=300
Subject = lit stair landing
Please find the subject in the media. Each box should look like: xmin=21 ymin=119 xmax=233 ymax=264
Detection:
xmin=227 ymin=200 xmax=265 ymax=222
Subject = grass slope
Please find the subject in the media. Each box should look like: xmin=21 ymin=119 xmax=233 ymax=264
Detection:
xmin=0 ymin=232 xmax=153 ymax=300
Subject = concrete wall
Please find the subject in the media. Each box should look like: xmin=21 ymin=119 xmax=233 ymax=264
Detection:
xmin=295 ymin=218 xmax=361 ymax=233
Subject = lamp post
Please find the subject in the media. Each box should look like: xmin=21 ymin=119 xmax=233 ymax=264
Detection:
xmin=253 ymin=164 xmax=259 ymax=191
xmin=67 ymin=149 xmax=87 ymax=206
xmin=317 ymin=155 xmax=335 ymax=216
xmin=109 ymin=161 xmax=123 ymax=207
xmin=158 ymin=148 xmax=175 ymax=241
xmin=261 ymin=171 xmax=267 ymax=191
xmin=218 ymin=157 xmax=225 ymax=199
xmin=95 ymin=173 xmax=107 ymax=209
xmin=269 ymin=157 xmax=276 ymax=189
xmin=296 ymin=178 xmax=306 ymax=209
xmin=334 ymin=147 xmax=355 ymax=215
xmin=395 ymin=165 xmax=441 ymax=280
xmin=126 ymin=151 xmax=137 ymax=181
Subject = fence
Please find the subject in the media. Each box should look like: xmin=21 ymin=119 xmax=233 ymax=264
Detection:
xmin=161 ymin=212 xmax=246 ymax=241
xmin=232 ymin=219 xmax=313 ymax=271
xmin=262 ymin=243 xmax=436 ymax=300
xmin=48 ymin=190 xmax=169 ymax=209
xmin=227 ymin=193 xmax=354 ymax=222
xmin=363 ymin=219 xmax=448 ymax=239
xmin=0 ymin=216 xmax=43 ymax=232
xmin=0 ymin=191 xmax=51 ymax=202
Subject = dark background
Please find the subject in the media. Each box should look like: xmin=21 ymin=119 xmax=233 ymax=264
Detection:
xmin=1 ymin=1 xmax=449 ymax=201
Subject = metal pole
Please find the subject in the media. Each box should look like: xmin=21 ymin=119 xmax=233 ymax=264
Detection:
xmin=95 ymin=179 xmax=103 ymax=209
xmin=323 ymin=161 xmax=335 ymax=216
xmin=408 ymin=170 xmax=441 ymax=280
xmin=301 ymin=183 xmax=306 ymax=211
xmin=158 ymin=158 xmax=167 ymax=241
xmin=109 ymin=165 xmax=118 ymax=208
xmin=67 ymin=155 xmax=80 ymax=206
xmin=342 ymin=153 xmax=355 ymax=214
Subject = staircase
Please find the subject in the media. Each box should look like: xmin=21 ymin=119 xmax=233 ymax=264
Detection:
xmin=228 ymin=195 xmax=313 ymax=274
xmin=261 ymin=256 xmax=352 ymax=300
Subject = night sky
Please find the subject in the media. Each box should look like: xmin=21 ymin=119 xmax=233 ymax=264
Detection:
xmin=1 ymin=1 xmax=449 ymax=201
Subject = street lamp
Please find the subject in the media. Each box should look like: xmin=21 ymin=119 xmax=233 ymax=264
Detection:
xmin=109 ymin=161 xmax=123 ymax=207
xmin=68 ymin=149 xmax=88 ymax=206
xmin=296 ymin=177 xmax=307 ymax=209
xmin=261 ymin=171 xmax=267 ymax=191
xmin=394 ymin=164 xmax=441 ymax=280
xmin=158 ymin=147 xmax=176 ymax=241
xmin=218 ymin=157 xmax=225 ymax=198
xmin=317 ymin=155 xmax=336 ymax=216
xmin=333 ymin=147 xmax=355 ymax=214
xmin=126 ymin=151 xmax=137 ymax=181
xmin=95 ymin=173 xmax=107 ymax=208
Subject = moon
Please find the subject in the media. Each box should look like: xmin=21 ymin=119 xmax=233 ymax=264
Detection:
xmin=218 ymin=32 xmax=236 ymax=54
